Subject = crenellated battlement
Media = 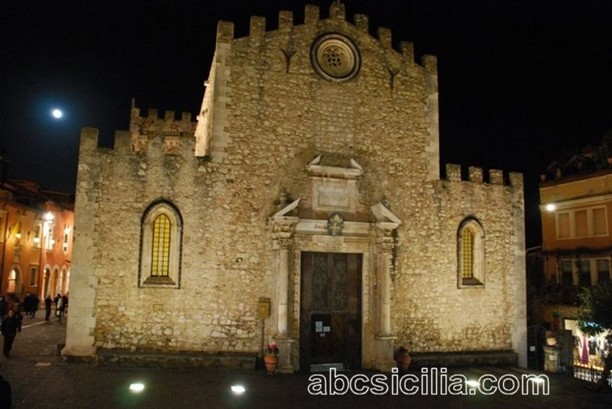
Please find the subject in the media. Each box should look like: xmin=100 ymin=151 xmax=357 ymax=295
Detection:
xmin=129 ymin=99 xmax=195 ymax=137
xmin=129 ymin=99 xmax=196 ymax=155
xmin=215 ymin=1 xmax=424 ymax=68
xmin=444 ymin=163 xmax=523 ymax=189
xmin=80 ymin=101 xmax=197 ymax=158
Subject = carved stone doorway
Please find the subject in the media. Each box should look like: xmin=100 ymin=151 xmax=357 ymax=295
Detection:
xmin=299 ymin=252 xmax=362 ymax=371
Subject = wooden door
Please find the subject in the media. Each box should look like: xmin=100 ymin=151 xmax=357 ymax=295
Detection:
xmin=300 ymin=252 xmax=362 ymax=370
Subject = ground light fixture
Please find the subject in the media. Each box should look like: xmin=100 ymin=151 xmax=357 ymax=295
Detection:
xmin=230 ymin=384 xmax=246 ymax=395
xmin=129 ymin=383 xmax=145 ymax=393
xmin=465 ymin=380 xmax=480 ymax=388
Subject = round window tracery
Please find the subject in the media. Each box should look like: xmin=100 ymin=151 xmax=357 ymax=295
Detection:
xmin=311 ymin=34 xmax=360 ymax=82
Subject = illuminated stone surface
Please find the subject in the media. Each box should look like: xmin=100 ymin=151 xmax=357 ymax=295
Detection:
xmin=64 ymin=2 xmax=526 ymax=371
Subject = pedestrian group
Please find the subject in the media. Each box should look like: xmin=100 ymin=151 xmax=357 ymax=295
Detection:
xmin=1 ymin=293 xmax=68 ymax=359
xmin=0 ymin=292 xmax=68 ymax=407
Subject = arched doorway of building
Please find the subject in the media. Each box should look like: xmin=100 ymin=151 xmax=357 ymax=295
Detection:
xmin=6 ymin=267 xmax=22 ymax=296
xmin=50 ymin=268 xmax=60 ymax=297
xmin=60 ymin=268 xmax=70 ymax=295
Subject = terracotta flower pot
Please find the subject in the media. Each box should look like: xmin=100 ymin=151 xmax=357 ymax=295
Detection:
xmin=398 ymin=352 xmax=411 ymax=372
xmin=264 ymin=354 xmax=278 ymax=374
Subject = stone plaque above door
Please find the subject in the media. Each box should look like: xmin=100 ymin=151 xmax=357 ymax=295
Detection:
xmin=307 ymin=155 xmax=363 ymax=214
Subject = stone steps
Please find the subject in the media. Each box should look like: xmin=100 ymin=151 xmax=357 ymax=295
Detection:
xmin=409 ymin=350 xmax=518 ymax=368
xmin=94 ymin=349 xmax=257 ymax=369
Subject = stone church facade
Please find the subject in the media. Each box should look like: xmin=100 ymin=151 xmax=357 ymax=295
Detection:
xmin=64 ymin=2 xmax=526 ymax=371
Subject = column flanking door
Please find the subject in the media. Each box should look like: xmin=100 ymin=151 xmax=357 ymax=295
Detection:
xmin=300 ymin=252 xmax=362 ymax=371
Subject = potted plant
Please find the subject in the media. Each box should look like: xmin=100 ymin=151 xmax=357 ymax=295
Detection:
xmin=395 ymin=346 xmax=412 ymax=372
xmin=263 ymin=342 xmax=279 ymax=374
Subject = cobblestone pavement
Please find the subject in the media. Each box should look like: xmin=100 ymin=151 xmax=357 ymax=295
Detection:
xmin=1 ymin=315 xmax=611 ymax=408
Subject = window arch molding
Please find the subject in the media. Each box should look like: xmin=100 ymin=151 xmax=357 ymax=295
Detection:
xmin=457 ymin=217 xmax=485 ymax=288
xmin=139 ymin=200 xmax=183 ymax=288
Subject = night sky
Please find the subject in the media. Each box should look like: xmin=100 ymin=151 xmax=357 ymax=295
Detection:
xmin=1 ymin=0 xmax=611 ymax=247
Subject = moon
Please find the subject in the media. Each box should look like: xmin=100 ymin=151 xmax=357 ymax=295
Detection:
xmin=51 ymin=108 xmax=63 ymax=119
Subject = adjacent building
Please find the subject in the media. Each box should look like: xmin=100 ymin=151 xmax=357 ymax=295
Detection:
xmin=538 ymin=138 xmax=612 ymax=372
xmin=64 ymin=2 xmax=526 ymax=371
xmin=0 ymin=180 xmax=74 ymax=302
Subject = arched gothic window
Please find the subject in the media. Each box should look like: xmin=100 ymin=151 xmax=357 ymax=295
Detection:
xmin=151 ymin=214 xmax=171 ymax=277
xmin=139 ymin=201 xmax=182 ymax=288
xmin=457 ymin=217 xmax=485 ymax=288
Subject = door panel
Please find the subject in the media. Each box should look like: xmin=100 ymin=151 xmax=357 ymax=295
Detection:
xmin=300 ymin=252 xmax=362 ymax=370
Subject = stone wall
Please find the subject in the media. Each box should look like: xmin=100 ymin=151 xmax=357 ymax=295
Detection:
xmin=392 ymin=167 xmax=524 ymax=354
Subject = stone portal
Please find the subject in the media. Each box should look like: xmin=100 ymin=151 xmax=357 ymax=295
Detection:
xmin=269 ymin=156 xmax=401 ymax=372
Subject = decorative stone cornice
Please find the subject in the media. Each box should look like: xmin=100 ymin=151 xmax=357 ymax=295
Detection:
xmin=371 ymin=202 xmax=401 ymax=232
xmin=271 ymin=198 xmax=300 ymax=218
xmin=269 ymin=219 xmax=298 ymax=249
xmin=307 ymin=155 xmax=363 ymax=179
xmin=269 ymin=200 xmax=300 ymax=249
xmin=375 ymin=235 xmax=395 ymax=254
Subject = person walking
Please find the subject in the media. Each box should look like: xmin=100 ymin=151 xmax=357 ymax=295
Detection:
xmin=0 ymin=372 xmax=11 ymax=409
xmin=44 ymin=295 xmax=53 ymax=321
xmin=56 ymin=295 xmax=66 ymax=323
xmin=31 ymin=294 xmax=40 ymax=318
xmin=1 ymin=308 xmax=22 ymax=358
xmin=0 ymin=296 xmax=6 ymax=325
xmin=61 ymin=294 xmax=68 ymax=317
xmin=22 ymin=293 xmax=32 ymax=317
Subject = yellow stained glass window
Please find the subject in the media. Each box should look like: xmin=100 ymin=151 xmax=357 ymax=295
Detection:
xmin=461 ymin=229 xmax=474 ymax=279
xmin=151 ymin=214 xmax=171 ymax=277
